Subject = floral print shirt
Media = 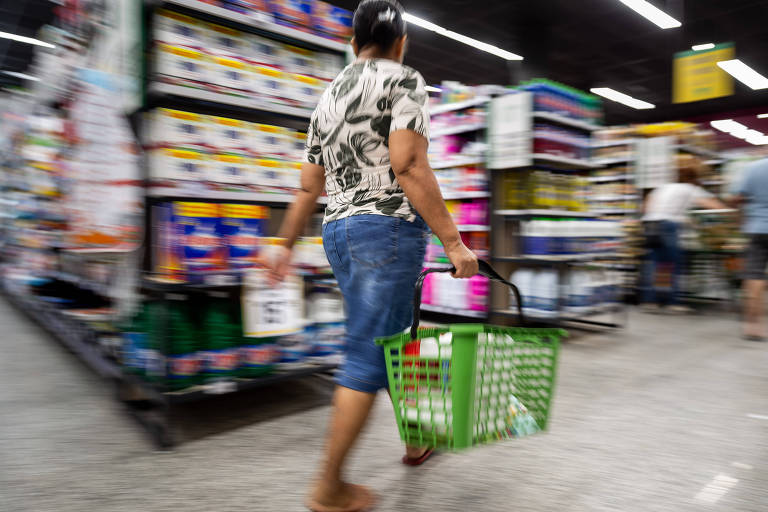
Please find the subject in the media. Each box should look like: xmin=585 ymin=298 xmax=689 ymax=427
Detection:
xmin=304 ymin=59 xmax=430 ymax=223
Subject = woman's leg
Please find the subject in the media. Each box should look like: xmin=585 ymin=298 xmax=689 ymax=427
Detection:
xmin=310 ymin=215 xmax=427 ymax=508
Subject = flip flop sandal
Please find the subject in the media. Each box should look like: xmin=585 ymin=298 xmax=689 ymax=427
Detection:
xmin=306 ymin=484 xmax=376 ymax=512
xmin=402 ymin=448 xmax=435 ymax=466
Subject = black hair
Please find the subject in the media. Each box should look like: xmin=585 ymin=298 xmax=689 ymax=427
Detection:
xmin=353 ymin=0 xmax=406 ymax=51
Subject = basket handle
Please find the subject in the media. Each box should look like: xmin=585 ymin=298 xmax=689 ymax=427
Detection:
xmin=411 ymin=259 xmax=524 ymax=339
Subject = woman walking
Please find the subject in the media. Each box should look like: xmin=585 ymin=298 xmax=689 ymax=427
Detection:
xmin=260 ymin=1 xmax=478 ymax=510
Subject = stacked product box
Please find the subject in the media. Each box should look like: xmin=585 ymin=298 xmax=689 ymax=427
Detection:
xmin=153 ymin=8 xmax=345 ymax=107
xmin=519 ymin=219 xmax=622 ymax=257
xmin=153 ymin=201 xmax=268 ymax=279
xmin=520 ymin=79 xmax=602 ymax=125
xmin=148 ymin=108 xmax=305 ymax=191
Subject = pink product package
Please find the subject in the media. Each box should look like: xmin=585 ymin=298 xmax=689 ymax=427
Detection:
xmin=421 ymin=272 xmax=433 ymax=305
xmin=469 ymin=275 xmax=489 ymax=311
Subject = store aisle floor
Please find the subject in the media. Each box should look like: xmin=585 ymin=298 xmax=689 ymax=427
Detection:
xmin=2 ymin=297 xmax=767 ymax=512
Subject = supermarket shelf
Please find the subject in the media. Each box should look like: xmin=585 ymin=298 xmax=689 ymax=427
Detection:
xmin=589 ymin=194 xmax=638 ymax=201
xmin=494 ymin=209 xmax=599 ymax=218
xmin=587 ymin=174 xmax=632 ymax=183
xmin=147 ymin=186 xmax=327 ymax=205
xmin=441 ymin=190 xmax=491 ymax=200
xmin=677 ymin=144 xmax=721 ymax=159
xmin=158 ymin=0 xmax=347 ymax=52
xmin=532 ymin=111 xmax=600 ymax=132
xmin=493 ymin=254 xmax=618 ymax=264
xmin=592 ymin=156 xmax=633 ymax=166
xmin=429 ymin=96 xmax=490 ymax=116
xmin=148 ymin=82 xmax=314 ymax=119
xmin=456 ymin=224 xmax=490 ymax=232
xmin=431 ymin=156 xmax=485 ymax=169
xmin=2 ymin=288 xmax=122 ymax=380
xmin=701 ymin=179 xmax=725 ymax=186
xmin=48 ymin=271 xmax=111 ymax=297
xmin=591 ymin=139 xmax=636 ymax=148
xmin=141 ymin=269 xmax=335 ymax=291
xmin=532 ymin=153 xmax=596 ymax=169
xmin=431 ymin=122 xmax=486 ymax=138
xmin=592 ymin=208 xmax=635 ymax=215
xmin=533 ymin=133 xmax=591 ymax=148
xmin=423 ymin=261 xmax=453 ymax=269
xmin=420 ymin=303 xmax=486 ymax=318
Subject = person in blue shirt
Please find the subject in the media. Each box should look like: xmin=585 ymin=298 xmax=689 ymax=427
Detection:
xmin=731 ymin=157 xmax=768 ymax=341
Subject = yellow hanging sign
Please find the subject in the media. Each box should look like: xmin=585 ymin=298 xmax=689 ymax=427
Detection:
xmin=673 ymin=43 xmax=735 ymax=103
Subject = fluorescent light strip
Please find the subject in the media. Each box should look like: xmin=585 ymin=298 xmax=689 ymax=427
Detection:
xmin=692 ymin=43 xmax=715 ymax=51
xmin=590 ymin=87 xmax=655 ymax=109
xmin=424 ymin=85 xmax=442 ymax=93
xmin=757 ymin=114 xmax=768 ymax=119
xmin=618 ymin=0 xmax=681 ymax=29
xmin=710 ymin=119 xmax=747 ymax=133
xmin=710 ymin=119 xmax=768 ymax=145
xmin=717 ymin=59 xmax=768 ymax=90
xmin=2 ymin=70 xmax=40 ymax=81
xmin=403 ymin=13 xmax=523 ymax=61
xmin=0 ymin=30 xmax=55 ymax=49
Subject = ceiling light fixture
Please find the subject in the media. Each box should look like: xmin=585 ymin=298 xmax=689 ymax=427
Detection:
xmin=617 ymin=0 xmax=681 ymax=29
xmin=710 ymin=119 xmax=747 ymax=133
xmin=403 ymin=13 xmax=523 ymax=61
xmin=590 ymin=87 xmax=655 ymax=109
xmin=692 ymin=43 xmax=715 ymax=51
xmin=424 ymin=85 xmax=442 ymax=93
xmin=756 ymin=113 xmax=768 ymax=119
xmin=2 ymin=70 xmax=40 ymax=81
xmin=747 ymin=135 xmax=768 ymax=145
xmin=716 ymin=59 xmax=768 ymax=90
xmin=0 ymin=30 xmax=55 ymax=49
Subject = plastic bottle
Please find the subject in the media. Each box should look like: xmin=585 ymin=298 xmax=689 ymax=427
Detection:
xmin=511 ymin=269 xmax=534 ymax=316
xmin=537 ymin=270 xmax=559 ymax=319
xmin=200 ymin=296 xmax=240 ymax=382
xmin=163 ymin=301 xmax=202 ymax=390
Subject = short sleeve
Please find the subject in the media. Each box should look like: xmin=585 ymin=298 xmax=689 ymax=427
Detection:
xmin=303 ymin=110 xmax=324 ymax=166
xmin=389 ymin=69 xmax=430 ymax=140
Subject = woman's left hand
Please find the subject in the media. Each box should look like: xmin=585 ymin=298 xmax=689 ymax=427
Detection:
xmin=256 ymin=245 xmax=293 ymax=286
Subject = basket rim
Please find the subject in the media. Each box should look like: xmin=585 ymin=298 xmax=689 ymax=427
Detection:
xmin=375 ymin=324 xmax=568 ymax=348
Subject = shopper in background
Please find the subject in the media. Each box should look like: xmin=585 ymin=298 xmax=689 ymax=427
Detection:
xmin=641 ymin=155 xmax=726 ymax=313
xmin=259 ymin=1 xmax=478 ymax=510
xmin=730 ymin=157 xmax=768 ymax=341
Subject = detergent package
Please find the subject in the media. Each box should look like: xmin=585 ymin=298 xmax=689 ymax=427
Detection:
xmin=219 ymin=203 xmax=270 ymax=269
xmin=155 ymin=202 xmax=225 ymax=277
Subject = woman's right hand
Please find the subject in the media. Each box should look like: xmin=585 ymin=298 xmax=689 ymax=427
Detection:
xmin=444 ymin=239 xmax=479 ymax=278
xmin=256 ymin=245 xmax=293 ymax=286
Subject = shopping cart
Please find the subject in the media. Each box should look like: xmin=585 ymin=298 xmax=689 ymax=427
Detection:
xmin=376 ymin=260 xmax=566 ymax=450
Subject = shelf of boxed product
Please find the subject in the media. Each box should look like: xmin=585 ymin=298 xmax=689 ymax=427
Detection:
xmin=157 ymin=0 xmax=348 ymax=52
xmin=591 ymin=139 xmax=636 ymax=148
xmin=141 ymin=268 xmax=335 ymax=290
xmin=441 ymin=191 xmax=490 ymax=200
xmin=494 ymin=209 xmax=600 ymax=218
xmin=429 ymin=96 xmax=491 ymax=116
xmin=431 ymin=122 xmax=487 ymax=139
xmin=147 ymin=82 xmax=314 ymax=119
xmin=587 ymin=174 xmax=632 ymax=183
xmin=420 ymin=304 xmax=486 ymax=319
xmin=147 ymin=186 xmax=327 ymax=205
xmin=592 ymin=156 xmax=633 ymax=166
xmin=532 ymin=111 xmax=599 ymax=132
xmin=531 ymin=153 xmax=596 ymax=169
xmin=677 ymin=144 xmax=721 ymax=160
xmin=431 ymin=156 xmax=485 ymax=170
xmin=457 ymin=224 xmax=490 ymax=232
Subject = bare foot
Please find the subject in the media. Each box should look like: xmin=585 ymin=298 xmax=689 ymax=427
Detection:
xmin=306 ymin=481 xmax=375 ymax=512
xmin=405 ymin=445 xmax=429 ymax=459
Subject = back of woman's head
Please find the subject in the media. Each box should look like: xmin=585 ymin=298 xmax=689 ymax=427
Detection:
xmin=353 ymin=0 xmax=406 ymax=51
xmin=677 ymin=154 xmax=703 ymax=184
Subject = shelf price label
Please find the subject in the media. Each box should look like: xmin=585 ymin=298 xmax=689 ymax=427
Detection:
xmin=242 ymin=269 xmax=303 ymax=338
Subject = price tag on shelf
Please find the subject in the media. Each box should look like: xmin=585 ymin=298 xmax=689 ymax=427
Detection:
xmin=204 ymin=380 xmax=237 ymax=395
xmin=242 ymin=269 xmax=303 ymax=338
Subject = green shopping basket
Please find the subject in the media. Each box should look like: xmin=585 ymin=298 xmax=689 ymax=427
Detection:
xmin=376 ymin=260 xmax=566 ymax=450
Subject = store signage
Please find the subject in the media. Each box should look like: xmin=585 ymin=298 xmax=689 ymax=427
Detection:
xmin=673 ymin=43 xmax=734 ymax=104
xmin=242 ymin=270 xmax=304 ymax=337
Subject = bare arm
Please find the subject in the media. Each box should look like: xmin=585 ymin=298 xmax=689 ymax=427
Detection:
xmin=694 ymin=195 xmax=729 ymax=211
xmin=259 ymin=162 xmax=324 ymax=282
xmin=278 ymin=162 xmax=325 ymax=248
xmin=389 ymin=130 xmax=478 ymax=278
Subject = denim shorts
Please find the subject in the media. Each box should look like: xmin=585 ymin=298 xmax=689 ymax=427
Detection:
xmin=322 ymin=214 xmax=429 ymax=393
xmin=745 ymin=234 xmax=768 ymax=280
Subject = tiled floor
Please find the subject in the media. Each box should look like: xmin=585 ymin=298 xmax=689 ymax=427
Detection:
xmin=1 ymin=297 xmax=766 ymax=511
